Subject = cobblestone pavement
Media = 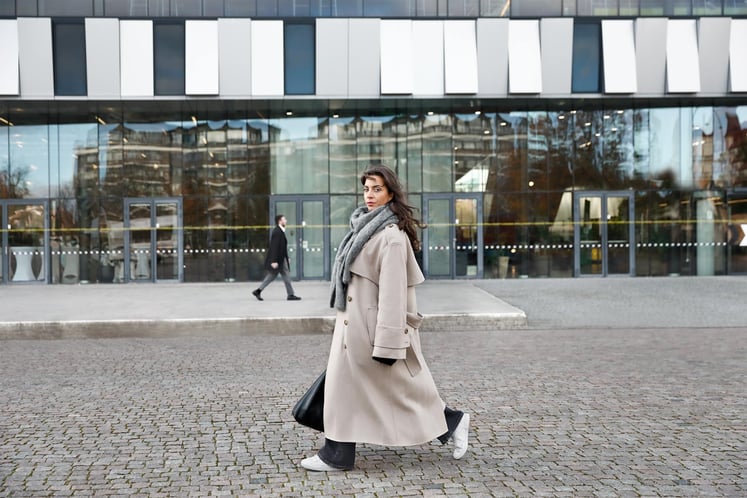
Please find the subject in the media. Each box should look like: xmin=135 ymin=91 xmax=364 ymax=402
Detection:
xmin=1 ymin=327 xmax=745 ymax=497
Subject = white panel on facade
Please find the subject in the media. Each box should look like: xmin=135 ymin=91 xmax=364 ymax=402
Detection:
xmin=698 ymin=18 xmax=731 ymax=94
xmin=18 ymin=18 xmax=54 ymax=98
xmin=349 ymin=19 xmax=380 ymax=97
xmin=186 ymin=21 xmax=219 ymax=95
xmin=508 ymin=20 xmax=541 ymax=94
xmin=0 ymin=20 xmax=19 ymax=95
xmin=413 ymin=21 xmax=443 ymax=96
xmin=444 ymin=20 xmax=478 ymax=94
xmin=120 ymin=20 xmax=154 ymax=97
xmin=602 ymin=20 xmax=637 ymax=94
xmin=729 ymin=20 xmax=747 ymax=92
xmin=219 ymin=18 xmax=251 ymax=97
xmin=380 ymin=20 xmax=413 ymax=95
xmin=635 ymin=18 xmax=667 ymax=95
xmin=251 ymin=21 xmax=284 ymax=96
xmin=85 ymin=18 xmax=120 ymax=98
xmin=540 ymin=18 xmax=573 ymax=95
xmin=476 ymin=18 xmax=508 ymax=96
xmin=316 ymin=18 xmax=348 ymax=97
xmin=666 ymin=20 xmax=701 ymax=93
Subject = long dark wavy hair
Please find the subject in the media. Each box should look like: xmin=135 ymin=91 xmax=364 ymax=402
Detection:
xmin=360 ymin=164 xmax=425 ymax=252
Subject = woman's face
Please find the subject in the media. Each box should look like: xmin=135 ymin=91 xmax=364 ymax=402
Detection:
xmin=363 ymin=175 xmax=394 ymax=211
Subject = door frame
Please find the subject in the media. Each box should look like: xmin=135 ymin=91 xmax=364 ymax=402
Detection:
xmin=573 ymin=191 xmax=635 ymax=277
xmin=270 ymin=195 xmax=330 ymax=280
xmin=422 ymin=193 xmax=484 ymax=279
xmin=123 ymin=197 xmax=183 ymax=283
xmin=1 ymin=199 xmax=50 ymax=284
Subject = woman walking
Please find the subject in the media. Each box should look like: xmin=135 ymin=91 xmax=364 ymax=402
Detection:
xmin=300 ymin=164 xmax=469 ymax=472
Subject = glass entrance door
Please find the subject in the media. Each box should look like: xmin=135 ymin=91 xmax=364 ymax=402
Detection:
xmin=271 ymin=196 xmax=329 ymax=280
xmin=123 ymin=198 xmax=183 ymax=282
xmin=574 ymin=192 xmax=634 ymax=277
xmin=423 ymin=194 xmax=483 ymax=278
xmin=1 ymin=200 xmax=49 ymax=283
xmin=727 ymin=192 xmax=747 ymax=274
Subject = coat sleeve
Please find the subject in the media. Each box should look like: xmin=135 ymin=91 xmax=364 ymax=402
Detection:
xmin=371 ymin=234 xmax=410 ymax=360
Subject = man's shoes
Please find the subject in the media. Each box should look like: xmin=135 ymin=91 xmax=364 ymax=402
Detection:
xmin=287 ymin=295 xmax=302 ymax=301
xmin=452 ymin=412 xmax=470 ymax=459
xmin=300 ymin=455 xmax=345 ymax=472
xmin=252 ymin=289 xmax=263 ymax=301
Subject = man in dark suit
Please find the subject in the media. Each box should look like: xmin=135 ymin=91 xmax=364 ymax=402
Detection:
xmin=253 ymin=214 xmax=301 ymax=301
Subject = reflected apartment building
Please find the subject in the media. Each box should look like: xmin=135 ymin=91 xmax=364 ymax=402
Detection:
xmin=1 ymin=0 xmax=746 ymax=285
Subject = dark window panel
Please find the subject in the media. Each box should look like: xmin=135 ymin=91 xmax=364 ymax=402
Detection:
xmin=53 ymin=22 xmax=87 ymax=96
xmin=572 ymin=22 xmax=601 ymax=93
xmin=284 ymin=23 xmax=315 ymax=95
xmin=154 ymin=22 xmax=185 ymax=96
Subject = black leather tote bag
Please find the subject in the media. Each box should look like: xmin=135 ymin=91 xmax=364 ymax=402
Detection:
xmin=292 ymin=370 xmax=325 ymax=432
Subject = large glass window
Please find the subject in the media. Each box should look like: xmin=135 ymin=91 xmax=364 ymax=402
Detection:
xmin=480 ymin=0 xmax=510 ymax=16
xmin=53 ymin=21 xmax=87 ymax=96
xmin=41 ymin=0 xmax=93 ymax=16
xmin=364 ymin=0 xmax=415 ymax=16
xmin=154 ymin=22 xmax=185 ymax=96
xmin=329 ymin=116 xmax=358 ymax=194
xmin=284 ymin=22 xmax=315 ymax=95
xmin=0 ymin=115 xmax=8 ymax=197
xmin=422 ymin=113 xmax=453 ymax=192
xmin=448 ymin=0 xmax=479 ymax=16
xmin=270 ymin=117 xmax=328 ymax=194
xmin=572 ymin=22 xmax=601 ymax=93
xmin=10 ymin=125 xmax=50 ymax=199
xmin=511 ymin=0 xmax=563 ymax=17
xmin=225 ymin=0 xmax=256 ymax=16
xmin=577 ymin=0 xmax=619 ymax=15
xmin=713 ymin=107 xmax=747 ymax=189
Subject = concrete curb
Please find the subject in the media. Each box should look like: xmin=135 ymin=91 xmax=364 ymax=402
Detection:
xmin=0 ymin=311 xmax=527 ymax=340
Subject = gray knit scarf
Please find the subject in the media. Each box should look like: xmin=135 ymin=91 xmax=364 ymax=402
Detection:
xmin=330 ymin=204 xmax=399 ymax=311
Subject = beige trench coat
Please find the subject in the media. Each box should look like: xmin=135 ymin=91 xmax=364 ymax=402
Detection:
xmin=323 ymin=224 xmax=447 ymax=446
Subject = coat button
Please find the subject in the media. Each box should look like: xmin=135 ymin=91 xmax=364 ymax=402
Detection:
xmin=347 ymin=296 xmax=352 ymax=302
xmin=344 ymin=344 xmax=347 ymax=349
xmin=404 ymin=329 xmax=408 ymax=334
xmin=344 ymin=319 xmax=348 ymax=326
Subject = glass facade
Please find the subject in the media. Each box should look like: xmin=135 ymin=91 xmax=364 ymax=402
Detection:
xmin=3 ymin=0 xmax=746 ymax=18
xmin=2 ymin=101 xmax=746 ymax=283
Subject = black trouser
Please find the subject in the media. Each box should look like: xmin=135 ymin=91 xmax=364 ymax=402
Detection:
xmin=318 ymin=407 xmax=464 ymax=469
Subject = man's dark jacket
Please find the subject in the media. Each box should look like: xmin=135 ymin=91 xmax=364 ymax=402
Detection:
xmin=264 ymin=225 xmax=289 ymax=271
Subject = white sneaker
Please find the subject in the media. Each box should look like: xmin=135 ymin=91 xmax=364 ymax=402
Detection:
xmin=300 ymin=454 xmax=345 ymax=472
xmin=452 ymin=412 xmax=470 ymax=459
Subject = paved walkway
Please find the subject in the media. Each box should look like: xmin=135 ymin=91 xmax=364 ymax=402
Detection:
xmin=0 ymin=280 xmax=526 ymax=339
xmin=0 ymin=276 xmax=745 ymax=496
